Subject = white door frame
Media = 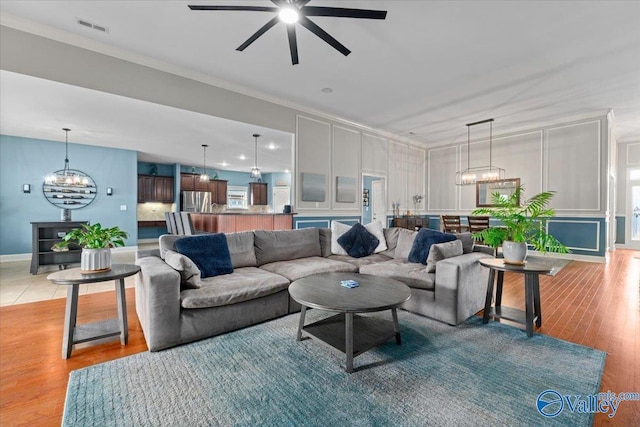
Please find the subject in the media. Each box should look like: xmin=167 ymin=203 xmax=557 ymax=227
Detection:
xmin=272 ymin=186 xmax=290 ymax=214
xmin=361 ymin=173 xmax=386 ymax=226
xmin=625 ymin=168 xmax=640 ymax=249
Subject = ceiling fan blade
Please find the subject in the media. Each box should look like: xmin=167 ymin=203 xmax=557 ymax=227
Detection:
xmin=287 ymin=24 xmax=299 ymax=65
xmin=188 ymin=5 xmax=278 ymax=12
xmin=296 ymin=0 xmax=312 ymax=6
xmin=299 ymin=16 xmax=350 ymax=56
xmin=236 ymin=16 xmax=280 ymax=51
xmin=302 ymin=6 xmax=387 ymax=19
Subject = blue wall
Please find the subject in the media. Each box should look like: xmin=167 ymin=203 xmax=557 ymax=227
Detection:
xmin=0 ymin=135 xmax=138 ymax=255
xmin=138 ymin=161 xmax=175 ymax=177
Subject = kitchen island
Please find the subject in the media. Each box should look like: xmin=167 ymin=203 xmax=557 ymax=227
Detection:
xmin=190 ymin=213 xmax=294 ymax=233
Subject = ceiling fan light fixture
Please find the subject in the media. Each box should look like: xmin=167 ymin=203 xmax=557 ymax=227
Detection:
xmin=279 ymin=6 xmax=299 ymax=24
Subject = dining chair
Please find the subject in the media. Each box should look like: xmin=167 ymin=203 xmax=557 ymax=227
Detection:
xmin=467 ymin=216 xmax=490 ymax=234
xmin=441 ymin=215 xmax=468 ymax=233
xmin=165 ymin=212 xmax=177 ymax=234
xmin=173 ymin=212 xmax=185 ymax=235
xmin=180 ymin=212 xmax=196 ymax=235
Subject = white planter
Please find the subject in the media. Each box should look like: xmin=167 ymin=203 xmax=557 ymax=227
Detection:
xmin=503 ymin=241 xmax=527 ymax=265
xmin=81 ymin=248 xmax=112 ymax=272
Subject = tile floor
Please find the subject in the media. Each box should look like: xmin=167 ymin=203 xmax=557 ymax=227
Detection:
xmin=0 ymin=243 xmax=158 ymax=306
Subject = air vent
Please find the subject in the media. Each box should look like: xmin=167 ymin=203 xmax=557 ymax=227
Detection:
xmin=76 ymin=18 xmax=109 ymax=33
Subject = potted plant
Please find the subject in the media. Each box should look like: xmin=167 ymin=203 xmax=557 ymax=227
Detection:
xmin=54 ymin=223 xmax=129 ymax=272
xmin=471 ymin=185 xmax=569 ymax=264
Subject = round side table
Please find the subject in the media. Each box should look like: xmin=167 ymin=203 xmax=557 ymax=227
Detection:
xmin=47 ymin=264 xmax=140 ymax=359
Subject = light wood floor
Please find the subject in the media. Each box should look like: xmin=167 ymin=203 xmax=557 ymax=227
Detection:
xmin=1 ymin=250 xmax=638 ymax=426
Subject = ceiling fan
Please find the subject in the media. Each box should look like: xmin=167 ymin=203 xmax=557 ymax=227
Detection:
xmin=188 ymin=1 xmax=387 ymax=65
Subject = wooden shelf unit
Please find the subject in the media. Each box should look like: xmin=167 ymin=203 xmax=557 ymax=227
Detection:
xmin=30 ymin=221 xmax=88 ymax=275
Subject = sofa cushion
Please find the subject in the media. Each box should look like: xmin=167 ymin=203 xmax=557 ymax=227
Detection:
xmin=226 ymin=231 xmax=257 ymax=268
xmin=331 ymin=221 xmax=387 ymax=255
xmin=379 ymin=227 xmax=402 ymax=258
xmin=394 ymin=229 xmax=417 ymax=259
xmin=260 ymin=256 xmax=357 ymax=282
xmin=254 ymin=228 xmax=321 ymax=265
xmin=164 ymin=250 xmax=201 ymax=289
xmin=330 ymin=221 xmax=351 ymax=255
xmin=158 ymin=234 xmax=182 ymax=259
xmin=175 ymin=234 xmax=234 ymax=278
xmin=337 ymin=223 xmax=380 ymax=258
xmin=454 ymin=232 xmax=474 ymax=254
xmin=364 ymin=221 xmax=388 ymax=253
xmin=328 ymin=253 xmax=392 ymax=269
xmin=180 ymin=267 xmax=290 ymax=309
xmin=318 ymin=228 xmax=332 ymax=257
xmin=408 ymin=228 xmax=457 ymax=264
xmin=426 ymin=239 xmax=464 ymax=273
xmin=359 ymin=259 xmax=436 ymax=291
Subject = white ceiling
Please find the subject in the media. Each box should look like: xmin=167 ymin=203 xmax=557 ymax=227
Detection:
xmin=1 ymin=0 xmax=639 ymax=168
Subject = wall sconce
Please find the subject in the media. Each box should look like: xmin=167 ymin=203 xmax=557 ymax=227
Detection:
xmin=23 ymin=184 xmax=31 ymax=193
xmin=106 ymin=187 xmax=113 ymax=196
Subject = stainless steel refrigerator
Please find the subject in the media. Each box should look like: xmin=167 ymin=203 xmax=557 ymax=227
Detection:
xmin=182 ymin=191 xmax=213 ymax=213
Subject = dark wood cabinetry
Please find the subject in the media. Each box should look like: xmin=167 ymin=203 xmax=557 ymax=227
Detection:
xmin=179 ymin=173 xmax=209 ymax=192
xmin=249 ymin=182 xmax=268 ymax=206
xmin=180 ymin=173 xmax=227 ymax=204
xmin=137 ymin=175 xmax=174 ymax=203
xmin=392 ymin=217 xmax=426 ymax=231
xmin=210 ymin=179 xmax=228 ymax=205
xmin=30 ymin=221 xmax=88 ymax=274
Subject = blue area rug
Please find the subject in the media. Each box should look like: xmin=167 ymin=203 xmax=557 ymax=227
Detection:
xmin=63 ymin=311 xmax=605 ymax=426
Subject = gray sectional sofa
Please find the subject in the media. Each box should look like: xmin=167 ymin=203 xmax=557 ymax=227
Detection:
xmin=135 ymin=227 xmax=492 ymax=351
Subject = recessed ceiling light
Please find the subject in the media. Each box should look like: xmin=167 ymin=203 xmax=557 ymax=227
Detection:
xmin=321 ymin=87 xmax=333 ymax=93
xmin=239 ymin=155 xmax=246 ymax=160
xmin=220 ymin=161 xmax=228 ymax=167
xmin=284 ymin=169 xmax=290 ymax=174
xmin=268 ymin=143 xmax=277 ymax=150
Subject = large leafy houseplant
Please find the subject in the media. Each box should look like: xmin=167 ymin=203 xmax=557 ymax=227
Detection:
xmin=54 ymin=223 xmax=128 ymax=272
xmin=471 ymin=186 xmax=569 ymax=258
xmin=54 ymin=223 xmax=128 ymax=249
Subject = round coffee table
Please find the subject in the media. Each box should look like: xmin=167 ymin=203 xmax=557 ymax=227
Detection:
xmin=47 ymin=264 xmax=140 ymax=359
xmin=289 ymin=272 xmax=411 ymax=373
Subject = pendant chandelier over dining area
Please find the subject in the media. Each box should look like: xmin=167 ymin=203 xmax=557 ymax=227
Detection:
xmin=455 ymin=118 xmax=505 ymax=185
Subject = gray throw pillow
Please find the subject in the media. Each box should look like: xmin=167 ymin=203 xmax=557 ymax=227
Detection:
xmin=394 ymin=229 xmax=417 ymax=259
xmin=164 ymin=250 xmax=201 ymax=289
xmin=454 ymin=232 xmax=474 ymax=254
xmin=425 ymin=239 xmax=463 ymax=273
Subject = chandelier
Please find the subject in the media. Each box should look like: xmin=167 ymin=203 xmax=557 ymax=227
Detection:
xmin=250 ymin=134 xmax=261 ymax=181
xmin=455 ymin=118 xmax=505 ymax=185
xmin=199 ymin=144 xmax=210 ymax=182
xmin=45 ymin=128 xmax=88 ymax=186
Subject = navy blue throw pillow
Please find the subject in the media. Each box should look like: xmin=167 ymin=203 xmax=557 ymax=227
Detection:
xmin=337 ymin=223 xmax=380 ymax=258
xmin=174 ymin=234 xmax=233 ymax=278
xmin=408 ymin=228 xmax=457 ymax=264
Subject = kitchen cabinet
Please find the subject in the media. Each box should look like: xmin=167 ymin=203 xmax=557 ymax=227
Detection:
xmin=250 ymin=182 xmax=268 ymax=206
xmin=138 ymin=175 xmax=174 ymax=203
xmin=209 ymin=179 xmax=228 ymax=205
xmin=30 ymin=221 xmax=88 ymax=274
xmin=180 ymin=173 xmax=210 ymax=192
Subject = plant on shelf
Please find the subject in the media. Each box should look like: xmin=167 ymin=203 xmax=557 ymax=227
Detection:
xmin=54 ymin=223 xmax=129 ymax=272
xmin=471 ymin=185 xmax=569 ymax=264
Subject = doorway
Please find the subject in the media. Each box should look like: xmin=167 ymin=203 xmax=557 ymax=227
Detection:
xmin=626 ymin=168 xmax=640 ymax=249
xmin=362 ymin=174 xmax=386 ymax=226
xmin=272 ymin=186 xmax=290 ymax=213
